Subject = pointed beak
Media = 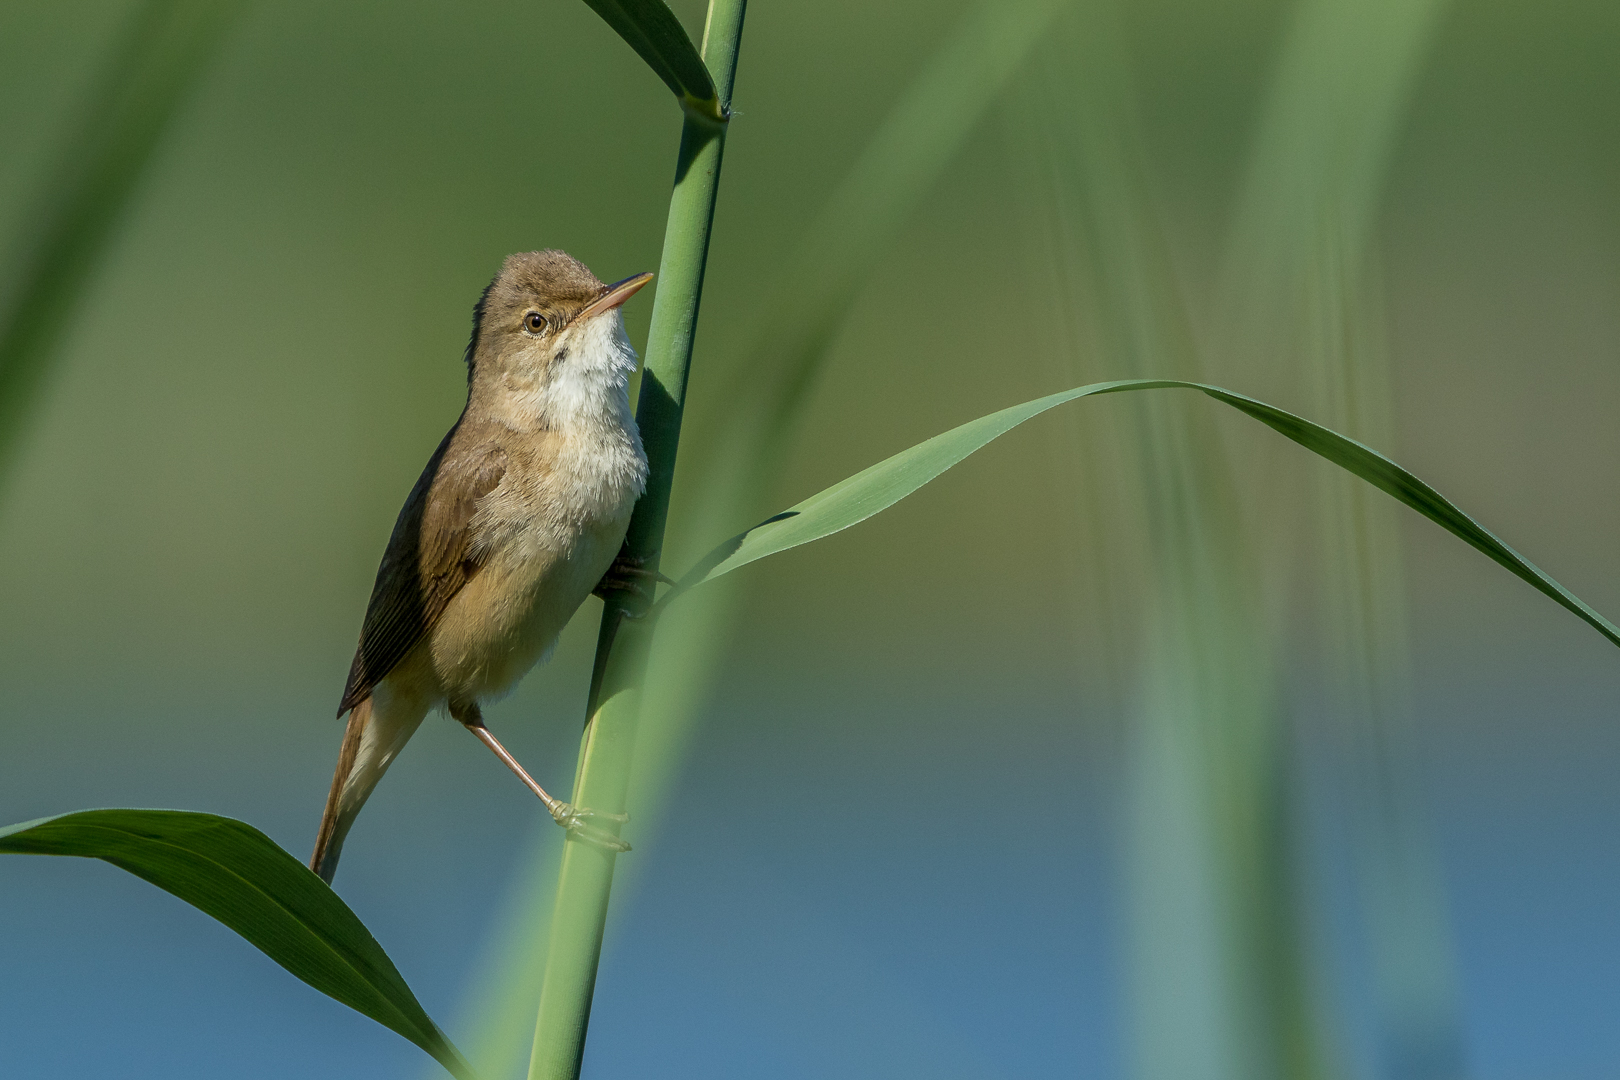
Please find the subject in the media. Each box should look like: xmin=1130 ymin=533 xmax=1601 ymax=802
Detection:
xmin=573 ymin=272 xmax=654 ymax=324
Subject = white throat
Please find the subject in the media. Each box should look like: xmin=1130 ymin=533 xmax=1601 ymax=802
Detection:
xmin=538 ymin=311 xmax=639 ymax=432
xmin=475 ymin=306 xmax=648 ymax=555
xmin=487 ymin=310 xmax=641 ymax=439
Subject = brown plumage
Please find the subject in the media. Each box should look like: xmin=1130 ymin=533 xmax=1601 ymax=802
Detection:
xmin=337 ymin=430 xmax=507 ymax=716
xmin=311 ymin=251 xmax=652 ymax=884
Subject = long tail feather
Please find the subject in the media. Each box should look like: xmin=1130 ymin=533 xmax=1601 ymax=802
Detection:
xmin=310 ymin=692 xmax=427 ymax=884
xmin=311 ymin=699 xmax=370 ymax=883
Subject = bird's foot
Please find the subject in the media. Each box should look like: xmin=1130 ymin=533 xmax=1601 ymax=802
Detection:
xmin=593 ymin=547 xmax=675 ymax=606
xmin=551 ymin=801 xmax=632 ymax=852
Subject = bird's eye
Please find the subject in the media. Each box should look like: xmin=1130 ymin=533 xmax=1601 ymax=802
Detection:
xmin=523 ymin=312 xmax=547 ymax=334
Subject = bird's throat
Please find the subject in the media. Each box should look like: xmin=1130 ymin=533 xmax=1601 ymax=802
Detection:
xmin=486 ymin=313 xmax=640 ymax=438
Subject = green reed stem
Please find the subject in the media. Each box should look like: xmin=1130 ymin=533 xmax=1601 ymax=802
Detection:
xmin=525 ymin=4 xmax=746 ymax=1079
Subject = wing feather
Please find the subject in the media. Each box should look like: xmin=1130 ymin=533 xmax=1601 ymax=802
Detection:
xmin=337 ymin=421 xmax=506 ymax=715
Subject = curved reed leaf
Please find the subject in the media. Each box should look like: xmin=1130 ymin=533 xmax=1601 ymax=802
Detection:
xmin=0 ymin=809 xmax=474 ymax=1080
xmin=576 ymin=0 xmax=721 ymax=118
xmin=670 ymin=379 xmax=1620 ymax=650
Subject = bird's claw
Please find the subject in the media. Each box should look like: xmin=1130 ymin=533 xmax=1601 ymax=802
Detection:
xmin=593 ymin=548 xmax=675 ymax=605
xmin=551 ymin=802 xmax=631 ymax=852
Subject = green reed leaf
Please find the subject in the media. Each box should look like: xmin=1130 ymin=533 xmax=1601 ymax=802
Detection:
xmin=0 ymin=809 xmax=475 ymax=1080
xmin=671 ymin=379 xmax=1620 ymax=650
xmin=576 ymin=0 xmax=721 ymax=118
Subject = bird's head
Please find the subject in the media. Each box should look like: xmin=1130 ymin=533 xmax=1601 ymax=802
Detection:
xmin=465 ymin=250 xmax=653 ymax=427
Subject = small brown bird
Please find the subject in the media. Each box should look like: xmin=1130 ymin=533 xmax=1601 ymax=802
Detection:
xmin=311 ymin=251 xmax=654 ymax=885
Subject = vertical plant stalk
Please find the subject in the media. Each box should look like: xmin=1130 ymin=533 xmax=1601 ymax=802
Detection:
xmin=438 ymin=12 xmax=1058 ymax=1070
xmin=525 ymin=4 xmax=746 ymax=1080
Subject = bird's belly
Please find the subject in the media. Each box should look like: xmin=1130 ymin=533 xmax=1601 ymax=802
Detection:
xmin=426 ymin=517 xmax=626 ymax=704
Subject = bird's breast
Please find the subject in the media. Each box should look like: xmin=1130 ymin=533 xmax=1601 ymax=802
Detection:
xmin=483 ymin=423 xmax=645 ymax=562
xmin=431 ymin=424 xmax=646 ymax=702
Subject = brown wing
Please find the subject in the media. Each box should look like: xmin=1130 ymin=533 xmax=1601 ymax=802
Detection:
xmin=337 ymin=420 xmax=506 ymax=716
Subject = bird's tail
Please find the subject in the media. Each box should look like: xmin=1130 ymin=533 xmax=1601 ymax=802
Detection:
xmin=310 ymin=693 xmax=427 ymax=884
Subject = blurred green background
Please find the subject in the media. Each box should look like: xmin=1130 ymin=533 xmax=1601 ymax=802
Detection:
xmin=1 ymin=0 xmax=1618 ymax=1078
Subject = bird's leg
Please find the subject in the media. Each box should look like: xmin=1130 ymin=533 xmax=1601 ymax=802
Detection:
xmin=451 ymin=702 xmax=630 ymax=852
xmin=592 ymin=543 xmax=676 ymax=606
